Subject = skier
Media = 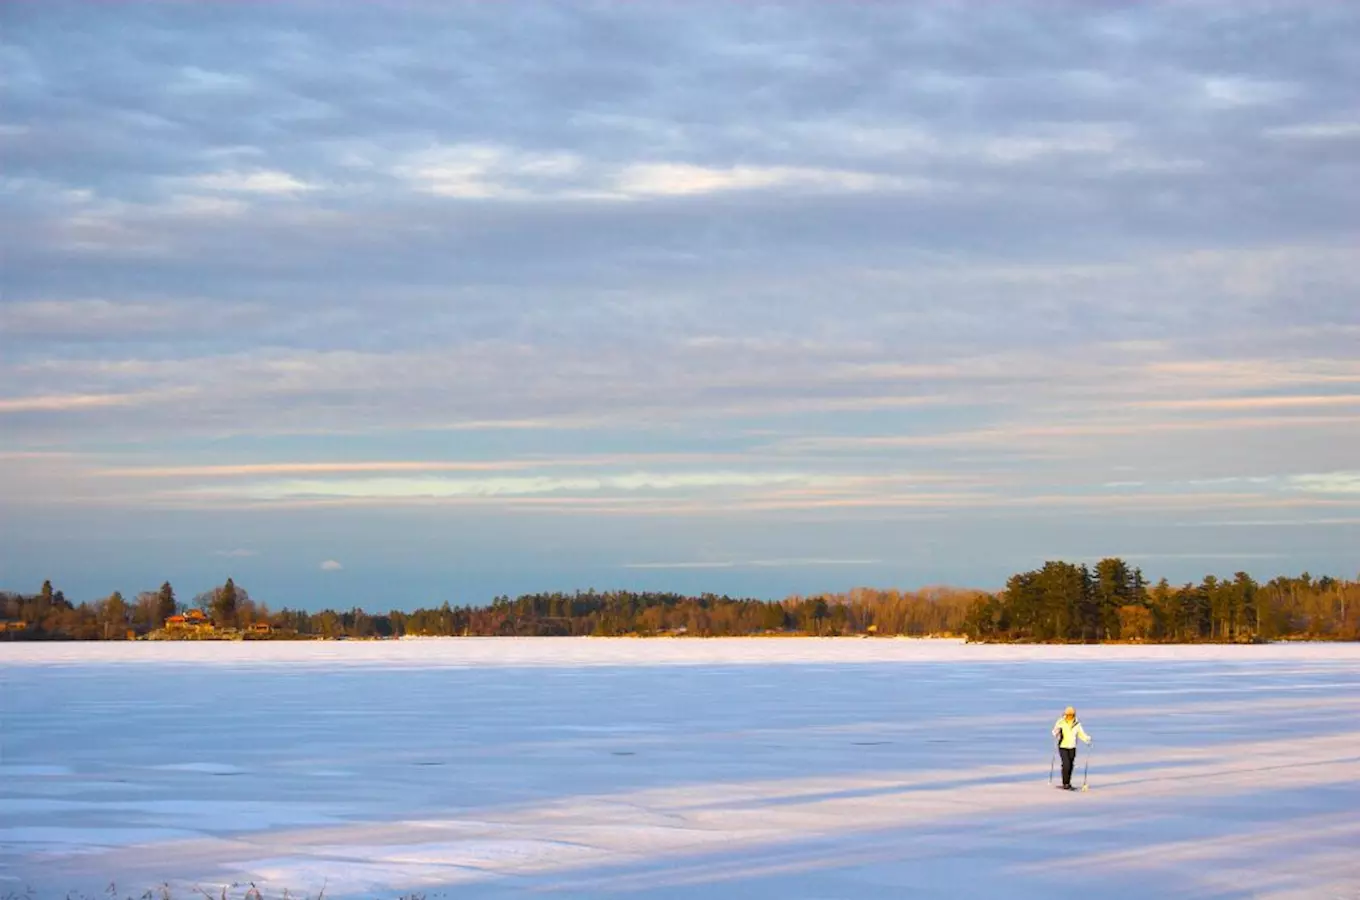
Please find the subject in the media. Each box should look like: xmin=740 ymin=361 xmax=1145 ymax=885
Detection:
xmin=1052 ymin=706 xmax=1092 ymax=790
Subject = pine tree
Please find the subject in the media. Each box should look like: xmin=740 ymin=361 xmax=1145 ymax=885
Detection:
xmin=156 ymin=581 xmax=177 ymax=625
xmin=213 ymin=578 xmax=239 ymax=629
xmin=1094 ymin=558 xmax=1133 ymax=640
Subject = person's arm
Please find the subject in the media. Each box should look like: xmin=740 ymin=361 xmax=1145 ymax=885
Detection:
xmin=1077 ymin=723 xmax=1092 ymax=744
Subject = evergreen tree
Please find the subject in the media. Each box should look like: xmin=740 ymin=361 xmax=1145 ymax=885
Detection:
xmin=1093 ymin=558 xmax=1134 ymax=640
xmin=1148 ymin=577 xmax=1175 ymax=639
xmin=156 ymin=581 xmax=177 ymax=624
xmin=213 ymin=578 xmax=239 ymax=629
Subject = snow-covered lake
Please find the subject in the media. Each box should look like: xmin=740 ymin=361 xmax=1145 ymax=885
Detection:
xmin=3 ymin=638 xmax=1359 ymax=899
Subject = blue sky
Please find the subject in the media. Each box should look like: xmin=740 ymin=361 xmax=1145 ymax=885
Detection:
xmin=2 ymin=1 xmax=1358 ymax=610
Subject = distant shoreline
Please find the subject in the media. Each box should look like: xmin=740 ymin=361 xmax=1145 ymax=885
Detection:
xmin=7 ymin=563 xmax=1357 ymax=644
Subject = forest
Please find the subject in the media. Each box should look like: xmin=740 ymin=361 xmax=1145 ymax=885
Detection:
xmin=1 ymin=559 xmax=1356 ymax=642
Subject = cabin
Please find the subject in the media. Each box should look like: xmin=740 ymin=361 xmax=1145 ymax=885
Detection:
xmin=165 ymin=610 xmax=215 ymax=633
xmin=249 ymin=622 xmax=273 ymax=635
xmin=0 ymin=620 xmax=29 ymax=634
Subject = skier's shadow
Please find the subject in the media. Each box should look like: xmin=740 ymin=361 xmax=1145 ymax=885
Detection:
xmin=694 ymin=757 xmax=1208 ymax=810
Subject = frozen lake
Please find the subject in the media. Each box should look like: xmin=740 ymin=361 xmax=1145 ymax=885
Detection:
xmin=3 ymin=638 xmax=1359 ymax=899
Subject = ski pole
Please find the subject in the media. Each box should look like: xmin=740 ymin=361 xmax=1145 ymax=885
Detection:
xmin=1081 ymin=746 xmax=1092 ymax=792
xmin=1049 ymin=745 xmax=1056 ymax=785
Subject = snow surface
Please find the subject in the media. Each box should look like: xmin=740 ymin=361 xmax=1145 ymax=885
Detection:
xmin=2 ymin=638 xmax=1359 ymax=899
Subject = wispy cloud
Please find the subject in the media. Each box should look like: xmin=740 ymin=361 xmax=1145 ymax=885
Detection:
xmin=396 ymin=144 xmax=586 ymax=200
xmin=1054 ymin=552 xmax=1288 ymax=563
xmin=1130 ymin=395 xmax=1360 ymax=412
xmin=774 ymin=414 xmax=1360 ymax=453
xmin=183 ymin=169 xmax=314 ymax=195
xmin=213 ymin=549 xmax=258 ymax=558
xmin=186 ymin=471 xmax=838 ymax=502
xmin=0 ymin=298 xmax=265 ymax=340
xmin=1287 ymin=472 xmax=1360 ymax=495
xmin=101 ymin=461 xmax=541 ymax=479
xmin=319 ymin=560 xmax=343 ymax=572
xmin=397 ymin=145 xmax=918 ymax=201
xmin=1266 ymin=121 xmax=1360 ymax=141
xmin=1173 ymin=517 xmax=1360 ymax=528
xmin=1199 ymin=76 xmax=1295 ymax=109
xmin=0 ymin=392 xmax=161 ymax=413
xmin=2 ymin=1 xmax=1357 ymax=601
xmin=610 ymin=163 xmax=916 ymax=198
xmin=91 ymin=453 xmax=762 ymax=479
xmin=623 ymin=558 xmax=879 ymax=570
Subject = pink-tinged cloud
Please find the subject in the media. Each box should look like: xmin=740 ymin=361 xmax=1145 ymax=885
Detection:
xmin=0 ymin=388 xmax=198 ymax=414
xmin=1132 ymin=395 xmax=1360 ymax=411
xmin=779 ymin=414 xmax=1360 ymax=452
xmin=0 ymin=393 xmax=139 ymax=413
xmin=90 ymin=452 xmax=764 ymax=479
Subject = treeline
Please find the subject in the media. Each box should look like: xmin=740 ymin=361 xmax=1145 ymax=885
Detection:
xmin=0 ymin=579 xmax=266 ymax=641
xmin=2 ymin=560 xmax=1357 ymax=642
xmin=0 ymin=580 xmax=978 ymax=640
xmin=964 ymin=559 xmax=1360 ymax=642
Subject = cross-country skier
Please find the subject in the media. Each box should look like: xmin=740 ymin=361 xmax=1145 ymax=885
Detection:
xmin=1052 ymin=706 xmax=1092 ymax=790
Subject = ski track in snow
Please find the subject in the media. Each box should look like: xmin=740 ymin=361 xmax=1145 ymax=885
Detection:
xmin=1 ymin=638 xmax=1358 ymax=899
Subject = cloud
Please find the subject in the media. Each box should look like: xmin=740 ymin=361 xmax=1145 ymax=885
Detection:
xmin=1266 ymin=122 xmax=1360 ymax=141
xmin=1198 ymin=76 xmax=1295 ymax=109
xmin=396 ymin=144 xmax=586 ymax=199
xmin=90 ymin=453 xmax=764 ymax=480
xmin=0 ymin=298 xmax=267 ymax=341
xmin=184 ymin=169 xmax=314 ymax=195
xmin=609 ymin=163 xmax=914 ymax=198
xmin=319 ymin=560 xmax=343 ymax=571
xmin=1130 ymin=395 xmax=1360 ymax=412
xmin=1287 ymin=472 xmax=1360 ymax=495
xmin=623 ymin=558 xmax=880 ymax=569
xmin=396 ymin=146 xmax=915 ymax=201
xmin=774 ymin=414 xmax=1360 ymax=453
xmin=1 ymin=1 xmax=1357 ymax=599
xmin=1054 ymin=552 xmax=1288 ymax=563
xmin=213 ymin=549 xmax=258 ymax=558
xmin=188 ymin=471 xmax=838 ymax=502
xmin=0 ymin=393 xmax=143 ymax=414
xmin=100 ymin=460 xmax=540 ymax=478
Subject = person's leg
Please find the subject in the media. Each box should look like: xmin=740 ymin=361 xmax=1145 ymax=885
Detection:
xmin=1060 ymin=747 xmax=1076 ymax=787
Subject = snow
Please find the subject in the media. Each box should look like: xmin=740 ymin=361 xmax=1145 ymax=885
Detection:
xmin=2 ymin=638 xmax=1358 ymax=899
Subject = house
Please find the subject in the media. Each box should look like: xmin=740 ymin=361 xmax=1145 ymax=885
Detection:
xmin=0 ymin=620 xmax=29 ymax=634
xmin=249 ymin=622 xmax=273 ymax=635
xmin=165 ymin=610 xmax=215 ymax=633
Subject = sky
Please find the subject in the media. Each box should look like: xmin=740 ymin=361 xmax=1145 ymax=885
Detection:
xmin=1 ymin=1 xmax=1358 ymax=611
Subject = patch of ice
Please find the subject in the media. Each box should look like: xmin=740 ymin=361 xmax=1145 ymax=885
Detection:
xmin=4 ymin=636 xmax=1359 ymax=670
xmin=0 ymin=825 xmax=201 ymax=848
xmin=152 ymin=762 xmax=245 ymax=775
xmin=0 ymin=764 xmax=71 ymax=777
xmin=0 ymin=798 xmax=95 ymax=815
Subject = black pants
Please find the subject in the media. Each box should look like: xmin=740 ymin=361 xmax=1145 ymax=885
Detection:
xmin=1059 ymin=746 xmax=1077 ymax=786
